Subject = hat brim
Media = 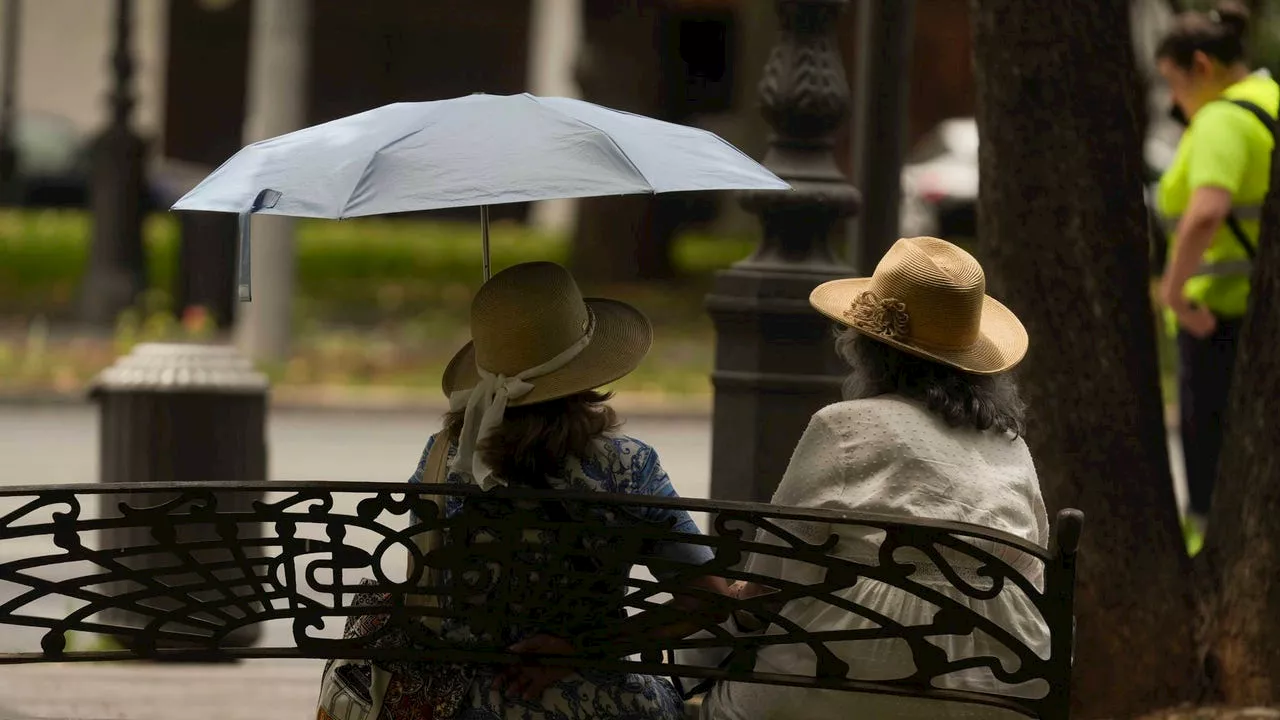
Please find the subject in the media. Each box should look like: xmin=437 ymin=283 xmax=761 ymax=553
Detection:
xmin=810 ymin=278 xmax=1029 ymax=375
xmin=442 ymin=298 xmax=653 ymax=407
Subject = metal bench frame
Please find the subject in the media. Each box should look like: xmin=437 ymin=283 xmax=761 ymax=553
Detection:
xmin=0 ymin=482 xmax=1081 ymax=719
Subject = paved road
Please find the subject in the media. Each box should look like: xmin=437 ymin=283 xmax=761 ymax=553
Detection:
xmin=0 ymin=404 xmax=713 ymax=493
xmin=0 ymin=403 xmax=715 ymax=562
xmin=0 ymin=400 xmax=1187 ymax=512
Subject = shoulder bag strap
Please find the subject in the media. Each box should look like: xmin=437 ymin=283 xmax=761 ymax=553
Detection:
xmin=1224 ymin=214 xmax=1258 ymax=259
xmin=405 ymin=436 xmax=450 ymax=632
xmin=1225 ymin=98 xmax=1277 ymax=135
xmin=1219 ymin=98 xmax=1277 ymax=259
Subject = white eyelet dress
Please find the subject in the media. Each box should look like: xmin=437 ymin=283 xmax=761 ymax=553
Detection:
xmin=702 ymin=395 xmax=1051 ymax=720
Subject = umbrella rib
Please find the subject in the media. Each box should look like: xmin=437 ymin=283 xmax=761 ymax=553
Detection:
xmin=531 ymin=99 xmax=652 ymax=191
xmin=550 ymin=98 xmax=788 ymax=191
xmin=337 ymin=123 xmax=437 ymax=218
xmin=707 ymin=131 xmax=780 ymax=171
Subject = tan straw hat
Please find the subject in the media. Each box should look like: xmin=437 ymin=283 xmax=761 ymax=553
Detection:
xmin=442 ymin=261 xmax=652 ymax=407
xmin=809 ymin=237 xmax=1028 ymax=375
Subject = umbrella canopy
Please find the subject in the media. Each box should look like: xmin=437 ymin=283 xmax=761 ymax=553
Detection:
xmin=172 ymin=93 xmax=789 ymax=218
xmin=172 ymin=93 xmax=788 ymax=297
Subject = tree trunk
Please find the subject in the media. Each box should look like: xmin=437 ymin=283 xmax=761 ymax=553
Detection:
xmin=1202 ymin=124 xmax=1280 ymax=705
xmin=570 ymin=0 xmax=678 ymax=282
xmin=971 ymin=1 xmax=1199 ymax=717
xmin=175 ymin=212 xmax=237 ymax=329
xmin=235 ymin=0 xmax=309 ymax=363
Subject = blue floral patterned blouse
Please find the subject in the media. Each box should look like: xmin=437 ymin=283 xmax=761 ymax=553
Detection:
xmin=408 ymin=432 xmax=712 ymax=720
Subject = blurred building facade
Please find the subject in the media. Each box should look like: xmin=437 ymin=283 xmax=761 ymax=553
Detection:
xmin=0 ymin=0 xmax=978 ymax=227
xmin=0 ymin=0 xmax=167 ymax=142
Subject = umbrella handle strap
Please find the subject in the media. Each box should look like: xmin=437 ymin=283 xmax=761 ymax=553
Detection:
xmin=237 ymin=211 xmax=253 ymax=302
xmin=237 ymin=189 xmax=283 ymax=303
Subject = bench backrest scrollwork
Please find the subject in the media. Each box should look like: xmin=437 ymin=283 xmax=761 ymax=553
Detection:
xmin=0 ymin=482 xmax=1081 ymax=719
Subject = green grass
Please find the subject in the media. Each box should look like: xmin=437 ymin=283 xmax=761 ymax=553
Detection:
xmin=0 ymin=209 xmax=756 ymax=398
xmin=0 ymin=209 xmax=754 ymax=315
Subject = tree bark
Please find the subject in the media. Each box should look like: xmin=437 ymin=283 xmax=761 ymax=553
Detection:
xmin=235 ymin=0 xmax=309 ymax=363
xmin=1202 ymin=119 xmax=1280 ymax=705
xmin=163 ymin=0 xmax=251 ymax=329
xmin=175 ymin=212 xmax=237 ymax=329
xmin=971 ymin=1 xmax=1199 ymax=717
xmin=570 ymin=0 xmax=678 ymax=282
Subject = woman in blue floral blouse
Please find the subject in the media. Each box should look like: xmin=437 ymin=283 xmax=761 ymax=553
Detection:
xmin=411 ymin=262 xmax=725 ymax=719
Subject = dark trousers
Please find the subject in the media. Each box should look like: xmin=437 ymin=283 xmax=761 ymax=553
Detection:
xmin=1177 ymin=316 xmax=1243 ymax=516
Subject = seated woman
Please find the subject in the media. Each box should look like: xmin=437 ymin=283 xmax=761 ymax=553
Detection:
xmin=418 ymin=261 xmax=725 ymax=719
xmin=703 ymin=237 xmax=1050 ymax=720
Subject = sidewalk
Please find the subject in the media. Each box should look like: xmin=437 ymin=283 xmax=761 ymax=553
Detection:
xmin=0 ymin=661 xmax=708 ymax=720
xmin=0 ymin=661 xmax=323 ymax=720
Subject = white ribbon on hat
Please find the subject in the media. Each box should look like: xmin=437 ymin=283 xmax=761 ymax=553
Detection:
xmin=446 ymin=310 xmax=597 ymax=491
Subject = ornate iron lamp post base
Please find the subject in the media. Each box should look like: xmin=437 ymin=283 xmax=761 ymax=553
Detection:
xmin=707 ymin=0 xmax=860 ymax=502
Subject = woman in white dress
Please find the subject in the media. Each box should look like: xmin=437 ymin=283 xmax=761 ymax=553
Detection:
xmin=702 ymin=237 xmax=1050 ymax=719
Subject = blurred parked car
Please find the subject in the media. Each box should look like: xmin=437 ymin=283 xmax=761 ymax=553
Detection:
xmin=899 ymin=118 xmax=979 ymax=239
xmin=899 ymin=117 xmax=1179 ymax=240
xmin=2 ymin=111 xmax=167 ymax=210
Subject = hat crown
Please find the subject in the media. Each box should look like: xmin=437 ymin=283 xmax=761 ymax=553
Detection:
xmin=869 ymin=237 xmax=985 ymax=351
xmin=470 ymin=262 xmax=591 ymax=376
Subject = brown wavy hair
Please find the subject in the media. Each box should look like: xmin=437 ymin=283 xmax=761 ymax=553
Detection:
xmin=442 ymin=390 xmax=620 ymax=488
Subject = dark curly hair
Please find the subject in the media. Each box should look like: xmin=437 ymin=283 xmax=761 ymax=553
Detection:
xmin=1157 ymin=1 xmax=1251 ymax=70
xmin=442 ymin=390 xmax=620 ymax=488
xmin=836 ymin=328 xmax=1027 ymax=438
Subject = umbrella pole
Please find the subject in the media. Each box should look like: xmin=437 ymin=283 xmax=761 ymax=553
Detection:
xmin=481 ymin=205 xmax=491 ymax=281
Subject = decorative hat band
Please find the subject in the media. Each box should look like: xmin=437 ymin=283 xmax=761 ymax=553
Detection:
xmin=843 ymin=291 xmax=911 ymax=340
xmin=446 ymin=308 xmax=597 ymax=490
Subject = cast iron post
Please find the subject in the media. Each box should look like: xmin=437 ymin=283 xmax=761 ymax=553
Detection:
xmin=850 ymin=0 xmax=915 ymax=271
xmin=706 ymin=0 xmax=859 ymax=503
xmin=80 ymin=0 xmax=147 ymax=326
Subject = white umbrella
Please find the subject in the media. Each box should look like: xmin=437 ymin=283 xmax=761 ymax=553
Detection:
xmin=171 ymin=93 xmax=790 ymax=299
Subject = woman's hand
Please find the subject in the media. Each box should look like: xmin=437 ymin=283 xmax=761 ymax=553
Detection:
xmin=1160 ymin=274 xmax=1218 ymax=339
xmin=1159 ymin=185 xmax=1231 ymax=340
xmin=498 ymin=633 xmax=577 ymax=701
xmin=729 ymin=580 xmax=776 ymax=601
xmin=1176 ymin=305 xmax=1218 ymax=338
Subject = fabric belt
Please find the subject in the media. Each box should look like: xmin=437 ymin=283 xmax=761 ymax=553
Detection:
xmin=1159 ymin=204 xmax=1260 ymax=277
xmin=1193 ymin=259 xmax=1254 ymax=278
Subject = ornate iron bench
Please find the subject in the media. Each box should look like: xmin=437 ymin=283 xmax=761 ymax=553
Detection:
xmin=0 ymin=482 xmax=1081 ymax=719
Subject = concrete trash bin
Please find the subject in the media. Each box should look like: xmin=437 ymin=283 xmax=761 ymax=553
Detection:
xmin=91 ymin=342 xmax=269 ymax=654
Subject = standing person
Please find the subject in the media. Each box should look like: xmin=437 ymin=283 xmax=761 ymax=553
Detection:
xmin=1154 ymin=1 xmax=1278 ymax=548
xmin=702 ymin=237 xmax=1049 ymax=719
